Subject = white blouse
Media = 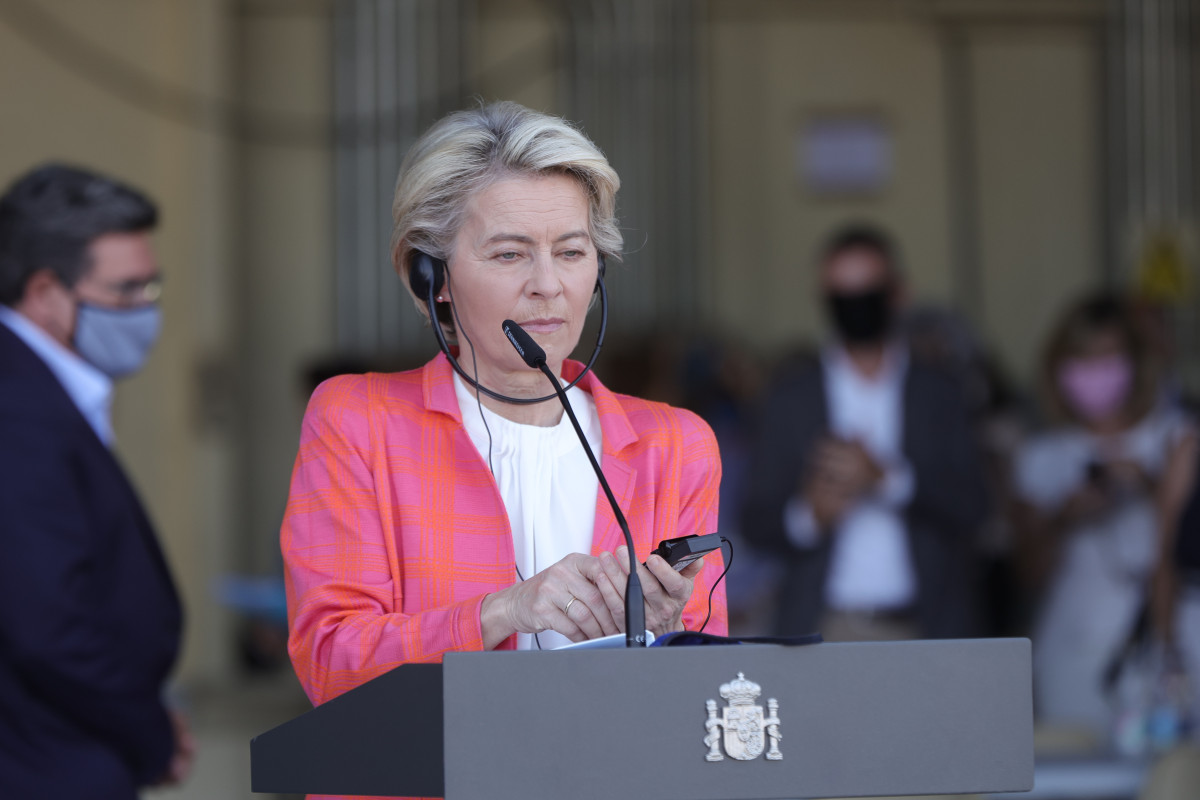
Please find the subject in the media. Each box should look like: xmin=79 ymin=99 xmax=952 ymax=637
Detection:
xmin=454 ymin=374 xmax=603 ymax=650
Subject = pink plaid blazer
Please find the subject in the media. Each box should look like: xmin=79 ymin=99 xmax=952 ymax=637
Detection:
xmin=282 ymin=353 xmax=727 ymax=707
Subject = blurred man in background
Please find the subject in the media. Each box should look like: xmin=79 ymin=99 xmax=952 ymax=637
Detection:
xmin=742 ymin=224 xmax=988 ymax=641
xmin=0 ymin=164 xmax=191 ymax=797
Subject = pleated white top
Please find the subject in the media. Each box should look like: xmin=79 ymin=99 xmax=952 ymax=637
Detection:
xmin=454 ymin=374 xmax=603 ymax=650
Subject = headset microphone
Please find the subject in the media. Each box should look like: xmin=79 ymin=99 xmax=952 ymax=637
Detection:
xmin=502 ymin=318 xmax=648 ymax=647
xmin=409 ymin=249 xmax=608 ymax=405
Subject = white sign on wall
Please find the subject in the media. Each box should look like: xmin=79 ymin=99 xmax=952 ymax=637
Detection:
xmin=799 ymin=114 xmax=892 ymax=197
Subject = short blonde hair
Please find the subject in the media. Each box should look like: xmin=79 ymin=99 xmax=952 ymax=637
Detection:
xmin=390 ymin=101 xmax=622 ymax=332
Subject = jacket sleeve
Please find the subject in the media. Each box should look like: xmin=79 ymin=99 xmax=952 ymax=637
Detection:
xmin=0 ymin=419 xmax=173 ymax=785
xmin=672 ymin=409 xmax=728 ymax=635
xmin=906 ymin=370 xmax=990 ymax=538
xmin=282 ymin=377 xmax=490 ymax=706
xmin=739 ymin=369 xmax=813 ymax=554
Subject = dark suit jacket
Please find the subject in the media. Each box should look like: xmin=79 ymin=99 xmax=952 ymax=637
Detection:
xmin=741 ymin=350 xmax=988 ymax=638
xmin=0 ymin=322 xmax=182 ymax=799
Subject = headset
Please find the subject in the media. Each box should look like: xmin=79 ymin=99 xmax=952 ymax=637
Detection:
xmin=407 ymin=248 xmax=608 ymax=405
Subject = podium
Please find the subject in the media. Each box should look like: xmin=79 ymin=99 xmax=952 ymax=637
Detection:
xmin=252 ymin=638 xmax=1034 ymax=799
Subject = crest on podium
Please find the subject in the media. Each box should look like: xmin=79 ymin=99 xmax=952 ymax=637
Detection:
xmin=704 ymin=673 xmax=782 ymax=762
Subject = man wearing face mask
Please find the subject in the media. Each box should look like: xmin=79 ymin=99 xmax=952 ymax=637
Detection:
xmin=743 ymin=224 xmax=989 ymax=641
xmin=0 ymin=164 xmax=190 ymax=797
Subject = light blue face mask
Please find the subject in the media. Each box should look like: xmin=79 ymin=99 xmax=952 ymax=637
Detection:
xmin=72 ymin=302 xmax=162 ymax=379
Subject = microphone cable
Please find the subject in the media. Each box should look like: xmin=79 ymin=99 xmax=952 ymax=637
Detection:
xmin=698 ymin=536 xmax=734 ymax=634
xmin=445 ymin=271 xmax=547 ymax=651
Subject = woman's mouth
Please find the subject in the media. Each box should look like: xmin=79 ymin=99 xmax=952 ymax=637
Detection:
xmin=518 ymin=318 xmax=565 ymax=334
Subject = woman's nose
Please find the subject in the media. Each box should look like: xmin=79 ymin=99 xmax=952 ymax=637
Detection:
xmin=526 ymin=252 xmax=563 ymax=297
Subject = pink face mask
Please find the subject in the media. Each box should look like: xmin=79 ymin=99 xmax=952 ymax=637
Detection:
xmin=1057 ymin=354 xmax=1134 ymax=423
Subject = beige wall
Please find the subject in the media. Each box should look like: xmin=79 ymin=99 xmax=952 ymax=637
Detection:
xmin=706 ymin=1 xmax=1104 ymax=386
xmin=707 ymin=4 xmax=955 ymax=350
xmin=474 ymin=0 xmax=561 ymax=113
xmin=971 ymin=27 xmax=1102 ymax=385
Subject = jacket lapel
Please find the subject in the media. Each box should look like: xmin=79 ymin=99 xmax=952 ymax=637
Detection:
xmin=571 ymin=362 xmax=641 ymax=558
xmin=591 ymin=456 xmax=635 ymax=557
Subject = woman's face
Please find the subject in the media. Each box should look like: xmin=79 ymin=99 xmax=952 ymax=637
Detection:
xmin=444 ymin=172 xmax=598 ymax=385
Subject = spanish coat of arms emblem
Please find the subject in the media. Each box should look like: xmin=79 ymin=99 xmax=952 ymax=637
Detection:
xmin=704 ymin=672 xmax=782 ymax=762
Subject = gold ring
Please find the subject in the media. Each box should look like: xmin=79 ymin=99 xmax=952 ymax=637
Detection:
xmin=563 ymin=597 xmax=577 ymax=616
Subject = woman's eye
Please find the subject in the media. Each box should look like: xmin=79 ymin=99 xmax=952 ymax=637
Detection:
xmin=561 ymin=249 xmax=584 ymax=259
xmin=496 ymin=251 xmax=520 ymax=261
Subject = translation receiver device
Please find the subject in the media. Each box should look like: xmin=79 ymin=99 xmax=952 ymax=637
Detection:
xmin=650 ymin=533 xmax=722 ymax=571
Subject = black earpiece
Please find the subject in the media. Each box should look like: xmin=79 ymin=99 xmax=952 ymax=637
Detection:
xmin=409 ymin=249 xmax=446 ymax=299
xmin=596 ymin=253 xmax=606 ymax=293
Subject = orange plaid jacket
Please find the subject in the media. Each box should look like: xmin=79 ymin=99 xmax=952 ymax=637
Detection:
xmin=282 ymin=353 xmax=727 ymax=707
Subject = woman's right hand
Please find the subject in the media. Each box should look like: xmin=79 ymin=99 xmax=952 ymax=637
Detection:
xmin=479 ymin=553 xmax=620 ymax=649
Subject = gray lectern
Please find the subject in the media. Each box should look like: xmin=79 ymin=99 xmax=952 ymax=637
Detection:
xmin=252 ymin=638 xmax=1034 ymax=799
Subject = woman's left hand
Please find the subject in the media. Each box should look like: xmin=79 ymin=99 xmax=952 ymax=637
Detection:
xmin=595 ymin=545 xmax=704 ymax=637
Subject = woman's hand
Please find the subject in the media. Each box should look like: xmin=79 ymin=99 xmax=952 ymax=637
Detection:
xmin=480 ymin=553 xmax=620 ymax=649
xmin=595 ymin=545 xmax=703 ymax=637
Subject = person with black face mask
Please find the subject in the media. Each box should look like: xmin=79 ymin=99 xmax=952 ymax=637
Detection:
xmin=0 ymin=164 xmax=191 ymax=797
xmin=742 ymin=224 xmax=989 ymax=642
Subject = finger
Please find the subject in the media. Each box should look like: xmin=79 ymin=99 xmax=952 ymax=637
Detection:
xmin=565 ymin=586 xmax=609 ymax=641
xmin=596 ymin=552 xmax=627 ymax=632
xmin=546 ymin=606 xmax=588 ymax=643
xmin=641 ymin=556 xmax=693 ymax=634
xmin=564 ymin=596 xmax=605 ymax=641
xmin=613 ymin=545 xmax=632 ymax=576
xmin=616 ymin=546 xmax=674 ymax=624
xmin=678 ymin=553 xmax=708 ymax=581
xmin=566 ymin=559 xmax=619 ymax=635
xmin=636 ymin=554 xmax=673 ymax=607
xmin=582 ymin=554 xmax=623 ymax=635
xmin=646 ymin=554 xmax=693 ymax=602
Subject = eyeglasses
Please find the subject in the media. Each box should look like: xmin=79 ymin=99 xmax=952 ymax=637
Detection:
xmin=87 ymin=275 xmax=164 ymax=307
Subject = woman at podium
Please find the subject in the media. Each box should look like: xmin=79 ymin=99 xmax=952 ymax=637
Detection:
xmin=280 ymin=101 xmax=727 ymax=707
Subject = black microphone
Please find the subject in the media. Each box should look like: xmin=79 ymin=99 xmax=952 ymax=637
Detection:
xmin=501 ymin=319 xmax=647 ymax=647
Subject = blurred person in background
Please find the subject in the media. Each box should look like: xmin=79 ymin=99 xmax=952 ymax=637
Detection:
xmin=0 ymin=164 xmax=190 ymax=797
xmin=904 ymin=305 xmax=1031 ymax=636
xmin=1150 ymin=410 xmax=1200 ymax=738
xmin=676 ymin=334 xmax=780 ymax=634
xmin=741 ymin=224 xmax=988 ymax=642
xmin=1012 ymin=292 xmax=1194 ymax=735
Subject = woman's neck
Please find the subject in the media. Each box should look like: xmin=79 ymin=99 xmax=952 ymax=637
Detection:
xmin=477 ymin=391 xmax=565 ymax=426
xmin=466 ymin=360 xmax=568 ymax=427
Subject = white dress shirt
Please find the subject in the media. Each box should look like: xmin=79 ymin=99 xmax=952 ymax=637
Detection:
xmin=0 ymin=304 xmax=114 ymax=445
xmin=784 ymin=343 xmax=917 ymax=611
xmin=454 ymin=374 xmax=602 ymax=650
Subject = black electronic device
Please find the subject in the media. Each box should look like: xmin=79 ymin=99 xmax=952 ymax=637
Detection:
xmin=650 ymin=533 xmax=723 ymax=571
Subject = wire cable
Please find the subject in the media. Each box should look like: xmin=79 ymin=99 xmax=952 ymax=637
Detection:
xmin=698 ymin=536 xmax=733 ymax=634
